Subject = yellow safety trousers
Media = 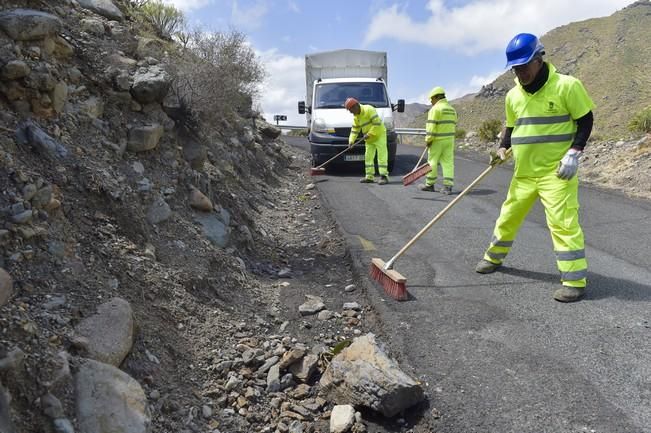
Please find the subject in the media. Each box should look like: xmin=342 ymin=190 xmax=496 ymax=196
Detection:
xmin=483 ymin=173 xmax=587 ymax=288
xmin=364 ymin=136 xmax=388 ymax=179
xmin=426 ymin=142 xmax=455 ymax=186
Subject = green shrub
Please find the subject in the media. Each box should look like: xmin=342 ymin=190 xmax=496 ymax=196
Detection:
xmin=455 ymin=128 xmax=466 ymax=139
xmin=140 ymin=1 xmax=184 ymax=40
xmin=628 ymin=106 xmax=651 ymax=133
xmin=478 ymin=119 xmax=502 ymax=142
xmin=166 ymin=30 xmax=265 ymax=127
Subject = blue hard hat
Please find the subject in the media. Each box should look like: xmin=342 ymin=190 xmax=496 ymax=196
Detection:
xmin=505 ymin=33 xmax=544 ymax=68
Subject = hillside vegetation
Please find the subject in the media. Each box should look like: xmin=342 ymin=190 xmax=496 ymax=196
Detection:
xmin=410 ymin=0 xmax=651 ymax=140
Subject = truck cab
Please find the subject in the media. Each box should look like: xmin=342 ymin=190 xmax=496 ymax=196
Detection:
xmin=298 ymin=49 xmax=404 ymax=172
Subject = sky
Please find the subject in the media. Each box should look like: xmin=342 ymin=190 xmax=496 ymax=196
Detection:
xmin=164 ymin=0 xmax=636 ymax=126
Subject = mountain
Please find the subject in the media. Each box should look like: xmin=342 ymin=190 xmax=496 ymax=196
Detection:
xmin=408 ymin=1 xmax=651 ymax=139
xmin=394 ymin=102 xmax=429 ymax=128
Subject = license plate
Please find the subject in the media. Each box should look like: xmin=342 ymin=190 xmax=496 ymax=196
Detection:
xmin=344 ymin=154 xmax=365 ymax=161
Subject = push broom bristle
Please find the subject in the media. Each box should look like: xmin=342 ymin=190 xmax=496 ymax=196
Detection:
xmin=310 ymin=167 xmax=326 ymax=176
xmin=402 ymin=164 xmax=432 ymax=186
xmin=369 ymin=258 xmax=408 ymax=301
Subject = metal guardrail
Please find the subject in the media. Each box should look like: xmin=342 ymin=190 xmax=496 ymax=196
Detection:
xmin=395 ymin=127 xmax=427 ymax=135
xmin=278 ymin=126 xmax=427 ymax=135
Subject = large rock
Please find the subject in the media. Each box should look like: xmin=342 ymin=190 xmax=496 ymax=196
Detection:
xmin=320 ymin=333 xmax=424 ymax=417
xmin=74 ymin=297 xmax=134 ymax=367
xmin=75 ymin=359 xmax=150 ymax=433
xmin=259 ymin=122 xmax=281 ymax=139
xmin=1 ymin=60 xmax=31 ymax=80
xmin=330 ymin=405 xmax=355 ymax=433
xmin=189 ymin=188 xmax=212 ymax=212
xmin=76 ymin=0 xmax=124 ymax=21
xmin=127 ymin=124 xmax=164 ymax=153
xmin=0 ymin=268 xmax=13 ymax=307
xmin=146 ymin=197 xmax=171 ymax=225
xmin=0 ymin=9 xmax=62 ymax=41
xmin=0 ymin=383 xmax=16 ymax=433
xmin=15 ymin=120 xmax=68 ymax=159
xmin=195 ymin=213 xmax=229 ymax=247
xmin=130 ymin=66 xmax=170 ymax=104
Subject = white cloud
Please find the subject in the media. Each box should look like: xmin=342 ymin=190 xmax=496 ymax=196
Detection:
xmin=162 ymin=0 xmax=213 ymax=11
xmin=365 ymin=0 xmax=634 ymax=54
xmin=410 ymin=69 xmax=503 ymax=103
xmin=257 ymin=49 xmax=307 ymax=126
xmin=287 ymin=0 xmax=300 ymax=13
xmin=232 ymin=0 xmax=269 ymax=30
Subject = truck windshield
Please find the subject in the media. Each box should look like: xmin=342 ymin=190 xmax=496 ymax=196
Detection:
xmin=314 ymin=82 xmax=389 ymax=109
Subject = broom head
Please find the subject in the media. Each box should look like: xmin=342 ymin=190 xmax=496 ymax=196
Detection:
xmin=310 ymin=167 xmax=326 ymax=176
xmin=369 ymin=258 xmax=408 ymax=301
xmin=402 ymin=163 xmax=432 ymax=186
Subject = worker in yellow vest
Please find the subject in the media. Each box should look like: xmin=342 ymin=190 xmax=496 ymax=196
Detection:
xmin=475 ymin=33 xmax=595 ymax=303
xmin=421 ymin=87 xmax=457 ymax=194
xmin=345 ymin=97 xmax=389 ymax=184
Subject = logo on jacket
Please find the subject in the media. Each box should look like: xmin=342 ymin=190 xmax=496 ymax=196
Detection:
xmin=545 ymin=101 xmax=558 ymax=113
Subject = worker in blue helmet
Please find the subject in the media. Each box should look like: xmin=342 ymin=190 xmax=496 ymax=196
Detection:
xmin=475 ymin=33 xmax=595 ymax=303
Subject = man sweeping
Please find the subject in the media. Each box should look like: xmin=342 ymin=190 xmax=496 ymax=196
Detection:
xmin=345 ymin=97 xmax=389 ymax=184
xmin=421 ymin=87 xmax=457 ymax=194
xmin=475 ymin=33 xmax=595 ymax=303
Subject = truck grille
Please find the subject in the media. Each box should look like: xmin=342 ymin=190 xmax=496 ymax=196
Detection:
xmin=333 ymin=127 xmax=351 ymax=137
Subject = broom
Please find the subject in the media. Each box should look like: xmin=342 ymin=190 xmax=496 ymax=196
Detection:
xmin=370 ymin=148 xmax=512 ymax=300
xmin=309 ymin=137 xmax=364 ymax=176
xmin=402 ymin=146 xmax=432 ymax=186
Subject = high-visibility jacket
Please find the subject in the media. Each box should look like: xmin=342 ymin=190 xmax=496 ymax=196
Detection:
xmin=425 ymin=98 xmax=457 ymax=146
xmin=506 ymin=62 xmax=594 ymax=177
xmin=349 ymin=104 xmax=386 ymax=145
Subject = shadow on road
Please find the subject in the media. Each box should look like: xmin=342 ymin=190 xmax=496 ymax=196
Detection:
xmin=499 ymin=267 xmax=651 ymax=302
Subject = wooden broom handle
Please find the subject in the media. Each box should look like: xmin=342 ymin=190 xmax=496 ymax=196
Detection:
xmin=384 ymin=148 xmax=512 ymax=269
xmin=315 ymin=137 xmax=364 ymax=169
xmin=411 ymin=146 xmax=428 ymax=172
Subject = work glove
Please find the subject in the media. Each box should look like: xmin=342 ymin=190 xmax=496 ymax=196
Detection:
xmin=363 ymin=133 xmax=372 ymax=141
xmin=557 ymin=148 xmax=581 ymax=180
xmin=489 ymin=147 xmax=508 ymax=166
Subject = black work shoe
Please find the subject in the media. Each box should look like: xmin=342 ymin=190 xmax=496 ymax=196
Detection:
xmin=360 ymin=178 xmax=374 ymax=183
xmin=553 ymin=286 xmax=585 ymax=302
xmin=420 ymin=184 xmax=436 ymax=192
xmin=441 ymin=185 xmax=452 ymax=195
xmin=378 ymin=176 xmax=389 ymax=185
xmin=475 ymin=259 xmax=501 ymax=274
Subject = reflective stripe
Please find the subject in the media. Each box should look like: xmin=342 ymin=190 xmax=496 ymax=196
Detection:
xmin=359 ymin=114 xmax=380 ymax=127
xmin=515 ymin=115 xmax=571 ymax=126
xmin=426 ymin=120 xmax=456 ymax=125
xmin=555 ymin=250 xmax=585 ymax=261
xmin=486 ymin=251 xmax=507 ymax=260
xmin=442 ymin=109 xmax=456 ymax=114
xmin=511 ymin=133 xmax=574 ymax=145
xmin=351 ymin=127 xmax=361 ymax=132
xmin=491 ymin=236 xmax=513 ymax=247
xmin=426 ymin=132 xmax=456 ymax=137
xmin=560 ymin=269 xmax=587 ymax=280
xmin=444 ymin=177 xmax=453 ymax=181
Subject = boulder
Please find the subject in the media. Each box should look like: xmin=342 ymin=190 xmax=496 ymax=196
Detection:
xmin=330 ymin=405 xmax=355 ymax=433
xmin=0 ymin=268 xmax=13 ymax=307
xmin=189 ymin=188 xmax=213 ymax=212
xmin=130 ymin=66 xmax=170 ymax=104
xmin=259 ymin=122 xmax=281 ymax=139
xmin=0 ymin=9 xmax=62 ymax=41
xmin=320 ymin=333 xmax=424 ymax=417
xmin=15 ymin=120 xmax=68 ymax=159
xmin=75 ymin=359 xmax=150 ymax=433
xmin=195 ymin=213 xmax=229 ymax=247
xmin=76 ymin=0 xmax=124 ymax=21
xmin=73 ymin=297 xmax=134 ymax=367
xmin=1 ymin=60 xmax=30 ymax=80
xmin=146 ymin=197 xmax=171 ymax=225
xmin=127 ymin=124 xmax=163 ymax=153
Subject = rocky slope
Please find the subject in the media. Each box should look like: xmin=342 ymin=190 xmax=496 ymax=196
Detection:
xmin=0 ymin=1 xmax=427 ymax=433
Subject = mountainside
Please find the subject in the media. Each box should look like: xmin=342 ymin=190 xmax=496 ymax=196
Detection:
xmin=394 ymin=102 xmax=429 ymax=128
xmin=410 ymin=0 xmax=651 ymax=140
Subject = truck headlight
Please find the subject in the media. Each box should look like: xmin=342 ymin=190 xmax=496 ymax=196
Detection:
xmin=312 ymin=118 xmax=327 ymax=133
xmin=384 ymin=117 xmax=395 ymax=130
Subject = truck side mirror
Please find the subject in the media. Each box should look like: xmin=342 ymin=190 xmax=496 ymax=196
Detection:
xmin=298 ymin=101 xmax=306 ymax=114
xmin=395 ymin=99 xmax=405 ymax=113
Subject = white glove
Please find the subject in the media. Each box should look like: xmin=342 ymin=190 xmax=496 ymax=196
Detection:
xmin=489 ymin=147 xmax=508 ymax=165
xmin=557 ymin=148 xmax=581 ymax=180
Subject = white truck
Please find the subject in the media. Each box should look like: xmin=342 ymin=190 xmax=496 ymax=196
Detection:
xmin=298 ymin=49 xmax=404 ymax=171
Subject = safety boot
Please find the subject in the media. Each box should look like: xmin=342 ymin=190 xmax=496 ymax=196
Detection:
xmin=378 ymin=176 xmax=389 ymax=185
xmin=475 ymin=259 xmax=501 ymax=274
xmin=553 ymin=286 xmax=585 ymax=303
xmin=420 ymin=184 xmax=436 ymax=192
xmin=441 ymin=185 xmax=452 ymax=195
xmin=360 ymin=178 xmax=374 ymax=183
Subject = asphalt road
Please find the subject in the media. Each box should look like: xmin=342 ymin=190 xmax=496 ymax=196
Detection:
xmin=285 ymin=136 xmax=651 ymax=433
